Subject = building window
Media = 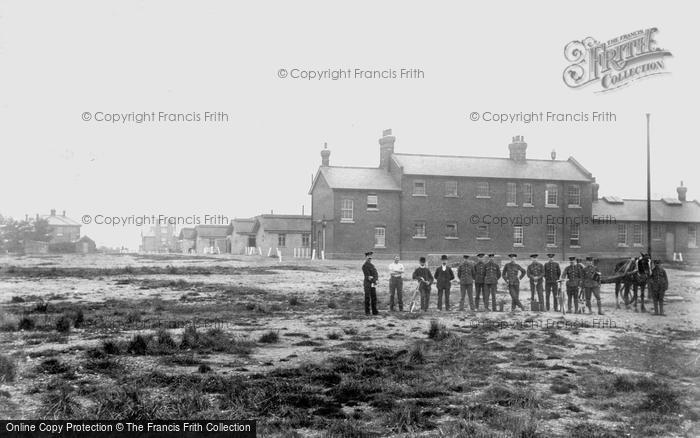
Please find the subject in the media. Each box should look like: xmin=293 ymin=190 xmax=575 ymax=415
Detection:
xmin=568 ymin=185 xmax=581 ymax=207
xmin=506 ymin=182 xmax=517 ymax=205
xmin=617 ymin=224 xmax=627 ymax=246
xmin=413 ymin=222 xmax=426 ymax=238
xmin=570 ymin=223 xmax=580 ymax=246
xmin=341 ymin=199 xmax=354 ymax=222
xmin=278 ymin=234 xmax=286 ymax=247
xmin=374 ymin=227 xmax=386 ymax=248
xmin=445 ymin=222 xmax=458 ymax=239
xmin=546 ymin=224 xmax=557 ymax=246
xmin=301 ymin=233 xmax=310 ymax=247
xmin=513 ymin=225 xmax=524 ymax=246
xmin=477 ymin=225 xmax=490 ymax=240
xmin=367 ymin=194 xmax=378 ymax=210
xmin=652 ymin=224 xmax=664 ymax=240
xmin=477 ymin=181 xmax=490 ymax=198
xmin=546 ymin=184 xmax=558 ymax=206
xmin=445 ymin=180 xmax=458 ymax=197
xmin=413 ymin=180 xmax=426 ymax=196
xmin=689 ymin=224 xmax=697 ymax=248
xmin=523 ymin=183 xmax=533 ymax=205
xmin=632 ymin=224 xmax=643 ymax=246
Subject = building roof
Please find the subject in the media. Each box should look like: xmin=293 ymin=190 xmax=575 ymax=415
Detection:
xmin=310 ymin=166 xmax=401 ymax=193
xmin=178 ymin=227 xmax=196 ymax=240
xmin=391 ymin=154 xmax=595 ymax=182
xmin=232 ymin=218 xmax=257 ymax=235
xmin=257 ymin=215 xmax=311 ymax=233
xmin=194 ymin=225 xmax=232 ymax=238
xmin=593 ymin=197 xmax=700 ymax=223
xmin=39 ymin=214 xmax=81 ymax=227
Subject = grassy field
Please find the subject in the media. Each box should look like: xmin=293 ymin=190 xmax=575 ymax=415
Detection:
xmin=0 ymin=253 xmax=699 ymax=437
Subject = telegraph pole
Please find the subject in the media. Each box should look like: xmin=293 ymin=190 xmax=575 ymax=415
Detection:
xmin=646 ymin=114 xmax=652 ymax=258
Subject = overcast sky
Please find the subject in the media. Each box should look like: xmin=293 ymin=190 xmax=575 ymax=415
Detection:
xmin=0 ymin=1 xmax=697 ymax=249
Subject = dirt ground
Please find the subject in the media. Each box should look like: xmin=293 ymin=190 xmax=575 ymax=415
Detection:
xmin=0 ymin=253 xmax=698 ymax=437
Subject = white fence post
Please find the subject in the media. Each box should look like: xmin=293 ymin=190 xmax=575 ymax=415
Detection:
xmin=311 ymin=249 xmax=316 ymax=260
xmin=277 ymin=248 xmax=282 ymax=262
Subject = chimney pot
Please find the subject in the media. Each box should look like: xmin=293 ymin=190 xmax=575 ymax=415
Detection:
xmin=378 ymin=128 xmax=396 ymax=169
xmin=551 ymin=149 xmax=556 ymax=160
xmin=320 ymin=142 xmax=331 ymax=166
xmin=592 ymin=183 xmax=600 ymax=201
xmin=508 ymin=135 xmax=527 ymax=161
xmin=62 ymin=210 xmax=66 ymax=217
xmin=677 ymin=180 xmax=688 ymax=202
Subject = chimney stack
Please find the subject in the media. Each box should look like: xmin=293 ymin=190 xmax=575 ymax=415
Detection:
xmin=677 ymin=181 xmax=687 ymax=202
xmin=62 ymin=210 xmax=66 ymax=217
xmin=592 ymin=182 xmax=600 ymax=201
xmin=320 ymin=142 xmax=330 ymax=167
xmin=378 ymin=129 xmax=396 ymax=169
xmin=50 ymin=209 xmax=56 ymax=216
xmin=551 ymin=149 xmax=557 ymax=160
xmin=508 ymin=135 xmax=527 ymax=161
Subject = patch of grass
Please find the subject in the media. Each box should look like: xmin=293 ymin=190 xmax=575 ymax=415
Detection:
xmin=0 ymin=354 xmax=17 ymax=382
xmin=198 ymin=364 xmax=212 ymax=373
xmin=327 ymin=300 xmax=338 ymax=309
xmin=37 ymin=358 xmax=70 ymax=375
xmin=10 ymin=296 xmax=25 ymax=303
xmin=481 ymin=384 xmax=542 ymax=409
xmin=125 ymin=310 xmax=142 ymax=324
xmin=639 ymin=386 xmax=682 ymax=414
xmin=84 ymin=355 xmax=123 ymax=377
xmin=89 ymin=386 xmax=161 ymax=420
xmin=259 ymin=331 xmax=280 ymax=344
xmin=427 ymin=319 xmax=450 ymax=341
xmin=180 ymin=326 xmax=254 ymax=355
xmin=41 ymin=383 xmax=82 ymax=419
xmin=55 ymin=315 xmax=71 ymax=333
xmin=72 ymin=309 xmax=85 ymax=328
xmin=342 ymin=327 xmax=358 ymax=336
xmin=326 ymin=332 xmax=342 ymax=340
xmin=0 ymin=310 xmax=19 ymax=331
xmin=289 ymin=296 xmax=300 ymax=306
xmin=18 ymin=316 xmax=36 ymax=331
xmin=147 ymin=329 xmax=178 ymax=355
xmin=407 ymin=344 xmax=425 ymax=364
xmin=127 ymin=334 xmax=151 ymax=355
xmin=323 ymin=419 xmax=377 ymax=437
xmin=102 ymin=340 xmax=121 ymax=355
xmin=383 ymin=401 xmax=434 ymax=433
xmin=570 ymin=422 xmax=627 ymax=438
xmin=486 ymin=411 xmax=538 ymax=437
xmin=34 ymin=301 xmax=49 ymax=313
xmin=294 ymin=340 xmax=323 ymax=347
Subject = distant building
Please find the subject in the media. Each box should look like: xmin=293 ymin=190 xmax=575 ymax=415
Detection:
xmin=231 ymin=218 xmax=257 ymax=254
xmin=591 ymin=183 xmax=700 ymax=263
xmin=231 ymin=215 xmax=311 ymax=257
xmin=194 ymin=224 xmax=231 ymax=254
xmin=140 ymin=222 xmax=177 ymax=252
xmin=41 ymin=209 xmax=80 ymax=243
xmin=178 ymin=227 xmax=196 ymax=253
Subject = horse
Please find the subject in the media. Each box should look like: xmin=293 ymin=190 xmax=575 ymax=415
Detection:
xmin=612 ymin=255 xmax=652 ymax=312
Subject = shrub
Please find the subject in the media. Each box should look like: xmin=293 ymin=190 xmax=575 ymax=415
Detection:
xmin=34 ymin=301 xmax=49 ymax=313
xmin=427 ymin=319 xmax=450 ymax=341
xmin=407 ymin=344 xmax=425 ymax=364
xmin=41 ymin=384 xmax=81 ymax=418
xmin=0 ymin=354 xmax=17 ymax=382
xmin=127 ymin=334 xmax=152 ymax=355
xmin=259 ymin=331 xmax=280 ymax=344
xmin=102 ymin=339 xmax=121 ymax=355
xmin=72 ymin=309 xmax=85 ymax=329
xmin=10 ymin=296 xmax=25 ymax=303
xmin=289 ymin=296 xmax=300 ymax=306
xmin=55 ymin=316 xmax=71 ymax=333
xmin=37 ymin=358 xmax=69 ymax=375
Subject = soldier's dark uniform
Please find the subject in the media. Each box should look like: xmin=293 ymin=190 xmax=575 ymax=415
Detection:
xmin=434 ymin=257 xmax=455 ymax=311
xmin=412 ymin=260 xmax=434 ymax=311
xmin=527 ymin=255 xmax=544 ymax=311
xmin=362 ymin=253 xmax=379 ymax=315
xmin=581 ymin=259 xmax=603 ymax=315
xmin=473 ymin=254 xmax=486 ymax=309
xmin=483 ymin=255 xmax=501 ymax=311
xmin=457 ymin=256 xmax=476 ymax=311
xmin=502 ymin=255 xmax=526 ymax=311
xmin=543 ymin=255 xmax=561 ymax=311
xmin=649 ymin=260 xmax=669 ymax=316
xmin=562 ymin=258 xmax=582 ymax=313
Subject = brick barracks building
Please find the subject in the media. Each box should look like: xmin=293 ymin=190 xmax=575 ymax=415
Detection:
xmin=309 ymin=130 xmax=700 ymax=261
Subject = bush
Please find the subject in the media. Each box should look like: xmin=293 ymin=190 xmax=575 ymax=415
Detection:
xmin=127 ymin=334 xmax=151 ymax=355
xmin=55 ymin=316 xmax=71 ymax=333
xmin=102 ymin=340 xmax=121 ymax=355
xmin=289 ymin=296 xmax=300 ymax=306
xmin=327 ymin=332 xmax=342 ymax=340
xmin=259 ymin=331 xmax=280 ymax=344
xmin=72 ymin=309 xmax=85 ymax=329
xmin=0 ymin=354 xmax=17 ymax=382
xmin=18 ymin=316 xmax=36 ymax=331
xmin=427 ymin=319 xmax=450 ymax=341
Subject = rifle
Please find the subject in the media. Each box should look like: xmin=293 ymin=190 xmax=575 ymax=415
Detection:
xmin=409 ymin=277 xmax=431 ymax=313
xmin=556 ymin=279 xmax=566 ymax=316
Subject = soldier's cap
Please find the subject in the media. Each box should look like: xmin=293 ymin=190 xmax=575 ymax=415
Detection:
xmin=546 ymin=253 xmax=555 ymax=258
xmin=476 ymin=253 xmax=485 ymax=257
xmin=488 ymin=253 xmax=495 ymax=257
xmin=568 ymin=256 xmax=576 ymax=261
xmin=441 ymin=255 xmax=448 ymax=260
xmin=585 ymin=256 xmax=594 ymax=261
xmin=365 ymin=251 xmax=373 ymax=257
xmin=463 ymin=255 xmax=469 ymax=259
xmin=419 ymin=256 xmax=426 ymax=263
xmin=508 ymin=253 xmax=517 ymax=258
xmin=530 ymin=254 xmax=538 ymax=258
xmin=576 ymin=258 xmax=582 ymax=262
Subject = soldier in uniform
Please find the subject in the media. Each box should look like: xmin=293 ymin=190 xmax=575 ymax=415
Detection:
xmin=412 ymin=256 xmax=434 ymax=311
xmin=527 ymin=254 xmax=544 ymax=312
xmin=434 ymin=255 xmax=455 ymax=311
xmin=473 ymin=253 xmax=486 ymax=310
xmin=362 ymin=251 xmax=379 ymax=315
xmin=581 ymin=256 xmax=603 ymax=315
xmin=502 ymin=253 xmax=526 ymax=312
xmin=649 ymin=259 xmax=669 ymax=316
xmin=543 ymin=253 xmax=561 ymax=311
xmin=561 ymin=256 xmax=582 ymax=313
xmin=483 ymin=254 xmax=501 ymax=311
xmin=457 ymin=255 xmax=476 ymax=311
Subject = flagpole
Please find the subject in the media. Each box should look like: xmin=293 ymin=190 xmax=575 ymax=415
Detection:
xmin=646 ymin=113 xmax=652 ymax=258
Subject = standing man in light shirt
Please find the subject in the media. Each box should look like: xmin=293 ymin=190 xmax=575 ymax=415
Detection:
xmin=388 ymin=255 xmax=405 ymax=311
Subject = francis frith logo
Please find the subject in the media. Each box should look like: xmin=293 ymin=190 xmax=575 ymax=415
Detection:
xmin=563 ymin=28 xmax=672 ymax=92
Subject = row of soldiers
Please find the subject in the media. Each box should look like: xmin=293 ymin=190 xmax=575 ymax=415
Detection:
xmin=361 ymin=252 xmax=606 ymax=315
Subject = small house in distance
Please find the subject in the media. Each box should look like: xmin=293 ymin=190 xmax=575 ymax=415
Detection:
xmin=178 ymin=227 xmax=196 ymax=253
xmin=194 ymin=224 xmax=232 ymax=254
xmin=230 ymin=214 xmax=311 ymax=257
xmin=231 ymin=218 xmax=257 ymax=255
